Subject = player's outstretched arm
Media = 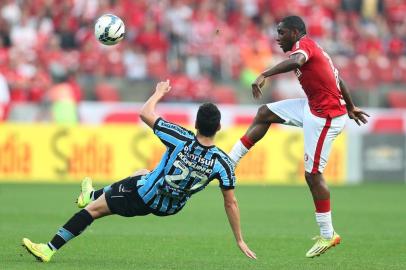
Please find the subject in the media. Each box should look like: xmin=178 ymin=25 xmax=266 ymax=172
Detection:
xmin=140 ymin=80 xmax=172 ymax=128
xmin=339 ymin=77 xmax=370 ymax=126
xmin=221 ymin=189 xmax=257 ymax=259
xmin=252 ymin=53 xmax=306 ymax=99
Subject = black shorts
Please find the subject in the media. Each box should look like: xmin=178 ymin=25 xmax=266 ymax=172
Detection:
xmin=105 ymin=175 xmax=152 ymax=217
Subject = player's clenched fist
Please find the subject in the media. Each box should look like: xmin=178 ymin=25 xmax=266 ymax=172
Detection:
xmin=155 ymin=80 xmax=171 ymax=95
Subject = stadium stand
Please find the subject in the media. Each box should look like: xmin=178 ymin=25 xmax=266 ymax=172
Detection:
xmin=0 ymin=0 xmax=405 ymax=122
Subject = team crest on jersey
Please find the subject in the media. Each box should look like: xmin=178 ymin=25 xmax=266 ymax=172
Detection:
xmin=304 ymin=153 xmax=309 ymax=162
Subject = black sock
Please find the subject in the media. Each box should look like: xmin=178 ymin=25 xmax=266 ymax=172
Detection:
xmin=48 ymin=209 xmax=94 ymax=251
xmin=93 ymin=189 xmax=104 ymax=200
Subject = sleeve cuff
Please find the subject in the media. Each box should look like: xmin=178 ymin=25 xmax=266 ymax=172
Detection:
xmin=153 ymin=117 xmax=162 ymax=133
xmin=290 ymin=50 xmax=309 ymax=62
xmin=220 ymin=185 xmax=235 ymax=190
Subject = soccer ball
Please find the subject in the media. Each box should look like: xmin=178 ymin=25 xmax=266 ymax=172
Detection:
xmin=94 ymin=14 xmax=125 ymax=45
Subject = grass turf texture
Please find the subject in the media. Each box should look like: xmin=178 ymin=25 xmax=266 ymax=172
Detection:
xmin=1 ymin=183 xmax=405 ymax=270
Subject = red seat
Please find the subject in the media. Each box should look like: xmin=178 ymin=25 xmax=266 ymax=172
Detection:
xmin=95 ymin=83 xmax=120 ymax=102
xmin=395 ymin=57 xmax=406 ymax=83
xmin=387 ymin=91 xmax=406 ymax=108
xmin=189 ymin=76 xmax=213 ymax=101
xmin=212 ymin=86 xmax=237 ymax=104
xmin=371 ymin=57 xmax=395 ymax=83
xmin=163 ymin=74 xmax=191 ymax=101
xmin=353 ymin=55 xmax=377 ymax=90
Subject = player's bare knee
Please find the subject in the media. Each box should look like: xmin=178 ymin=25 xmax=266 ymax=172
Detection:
xmin=85 ymin=199 xmax=110 ymax=219
xmin=255 ymin=105 xmax=284 ymax=124
xmin=86 ymin=206 xmax=108 ymax=219
xmin=255 ymin=105 xmax=272 ymax=123
xmin=305 ymin=172 xmax=314 ymax=187
xmin=85 ymin=204 xmax=101 ymax=219
xmin=305 ymin=172 xmax=330 ymax=192
xmin=305 ymin=172 xmax=320 ymax=187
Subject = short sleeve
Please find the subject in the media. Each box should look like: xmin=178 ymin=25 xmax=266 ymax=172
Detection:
xmin=216 ymin=157 xmax=236 ymax=190
xmin=153 ymin=118 xmax=195 ymax=147
xmin=289 ymin=39 xmax=313 ymax=62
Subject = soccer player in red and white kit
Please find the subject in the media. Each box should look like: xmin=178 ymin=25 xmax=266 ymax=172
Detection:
xmin=229 ymin=16 xmax=369 ymax=258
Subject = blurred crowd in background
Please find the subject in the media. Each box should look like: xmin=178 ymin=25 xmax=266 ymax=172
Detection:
xmin=1 ymin=0 xmax=406 ymax=122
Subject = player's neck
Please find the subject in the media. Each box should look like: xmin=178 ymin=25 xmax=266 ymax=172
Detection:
xmin=297 ymin=34 xmax=306 ymax=41
xmin=196 ymin=134 xmax=215 ymax=147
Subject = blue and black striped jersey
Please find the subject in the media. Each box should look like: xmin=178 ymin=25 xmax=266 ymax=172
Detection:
xmin=137 ymin=118 xmax=236 ymax=216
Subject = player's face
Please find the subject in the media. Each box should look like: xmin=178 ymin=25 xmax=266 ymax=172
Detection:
xmin=276 ymin=23 xmax=296 ymax=52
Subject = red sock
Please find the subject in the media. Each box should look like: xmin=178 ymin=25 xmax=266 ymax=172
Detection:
xmin=240 ymin=135 xmax=254 ymax=149
xmin=314 ymin=199 xmax=330 ymax=213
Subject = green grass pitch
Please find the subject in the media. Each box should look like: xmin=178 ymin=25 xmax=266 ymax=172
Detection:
xmin=1 ymin=183 xmax=405 ymax=270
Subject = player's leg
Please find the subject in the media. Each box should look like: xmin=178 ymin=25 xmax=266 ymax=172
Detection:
xmin=228 ymin=99 xmax=306 ymax=163
xmin=22 ymin=194 xmax=112 ymax=262
xmin=302 ymin=106 xmax=347 ymax=257
xmin=304 ymin=172 xmax=335 ymax=237
xmin=22 ymin=176 xmax=151 ymax=262
xmin=77 ymin=177 xmax=111 ymax=208
xmin=305 ymin=171 xmax=342 ymax=258
xmin=48 ymin=194 xmax=112 ymax=250
xmin=77 ymin=169 xmax=150 ymax=208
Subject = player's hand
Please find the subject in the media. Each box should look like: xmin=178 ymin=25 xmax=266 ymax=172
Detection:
xmin=251 ymin=75 xmax=265 ymax=99
xmin=237 ymin=240 xmax=257 ymax=259
xmin=155 ymin=80 xmax=171 ymax=96
xmin=348 ymin=106 xmax=370 ymax=126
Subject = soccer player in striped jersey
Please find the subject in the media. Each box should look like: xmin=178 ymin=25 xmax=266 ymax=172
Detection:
xmin=22 ymin=80 xmax=256 ymax=262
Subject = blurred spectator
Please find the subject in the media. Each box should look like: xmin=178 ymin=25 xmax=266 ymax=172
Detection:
xmin=0 ymin=17 xmax=11 ymax=47
xmin=240 ymin=38 xmax=272 ymax=75
xmin=164 ymin=0 xmax=192 ymax=60
xmin=1 ymin=0 xmax=21 ymax=26
xmin=134 ymin=17 xmax=168 ymax=53
xmin=48 ymin=82 xmax=78 ymax=124
xmin=123 ymin=44 xmax=147 ymax=81
xmin=0 ymin=72 xmax=10 ymax=121
xmin=10 ymin=16 xmax=37 ymax=51
xmin=0 ymin=0 xmax=405 ymax=109
xmin=361 ymin=0 xmax=384 ymax=19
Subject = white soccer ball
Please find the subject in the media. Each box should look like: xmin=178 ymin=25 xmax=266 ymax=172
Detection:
xmin=94 ymin=14 xmax=125 ymax=45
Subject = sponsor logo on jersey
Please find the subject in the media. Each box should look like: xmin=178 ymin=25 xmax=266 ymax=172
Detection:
xmin=158 ymin=120 xmax=191 ymax=137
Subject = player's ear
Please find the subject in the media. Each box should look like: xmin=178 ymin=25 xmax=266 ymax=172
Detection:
xmin=217 ymin=123 xmax=221 ymax=132
xmin=292 ymin=28 xmax=300 ymax=39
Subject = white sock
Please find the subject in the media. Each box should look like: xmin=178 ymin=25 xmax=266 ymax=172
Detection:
xmin=315 ymin=211 xmax=334 ymax=239
xmin=228 ymin=140 xmax=249 ymax=164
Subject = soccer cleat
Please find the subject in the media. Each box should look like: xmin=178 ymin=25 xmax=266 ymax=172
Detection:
xmin=22 ymin=238 xmax=55 ymax=262
xmin=305 ymin=231 xmax=341 ymax=258
xmin=76 ymin=177 xmax=94 ymax=208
